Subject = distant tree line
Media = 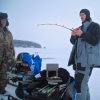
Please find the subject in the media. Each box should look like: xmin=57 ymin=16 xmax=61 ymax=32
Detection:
xmin=14 ymin=39 xmax=41 ymax=48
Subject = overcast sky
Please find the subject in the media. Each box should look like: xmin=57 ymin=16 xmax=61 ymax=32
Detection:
xmin=0 ymin=0 xmax=100 ymax=48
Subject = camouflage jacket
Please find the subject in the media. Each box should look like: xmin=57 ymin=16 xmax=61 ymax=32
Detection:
xmin=0 ymin=27 xmax=15 ymax=63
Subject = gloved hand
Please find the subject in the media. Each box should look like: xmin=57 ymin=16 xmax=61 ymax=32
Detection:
xmin=7 ymin=57 xmax=16 ymax=71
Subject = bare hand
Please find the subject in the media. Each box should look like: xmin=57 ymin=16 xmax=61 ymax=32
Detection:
xmin=71 ymin=28 xmax=78 ymax=36
xmin=75 ymin=28 xmax=83 ymax=36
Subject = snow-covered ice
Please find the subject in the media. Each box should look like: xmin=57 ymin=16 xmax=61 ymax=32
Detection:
xmin=5 ymin=47 xmax=100 ymax=100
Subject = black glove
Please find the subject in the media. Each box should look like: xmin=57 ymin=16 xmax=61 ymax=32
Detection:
xmin=7 ymin=57 xmax=16 ymax=71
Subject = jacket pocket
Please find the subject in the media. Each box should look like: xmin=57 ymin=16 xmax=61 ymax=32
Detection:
xmin=87 ymin=45 xmax=100 ymax=66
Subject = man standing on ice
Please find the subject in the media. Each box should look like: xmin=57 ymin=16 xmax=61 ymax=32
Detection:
xmin=68 ymin=9 xmax=100 ymax=100
xmin=0 ymin=12 xmax=15 ymax=94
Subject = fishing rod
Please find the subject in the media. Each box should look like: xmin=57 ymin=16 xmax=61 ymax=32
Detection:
xmin=37 ymin=23 xmax=73 ymax=31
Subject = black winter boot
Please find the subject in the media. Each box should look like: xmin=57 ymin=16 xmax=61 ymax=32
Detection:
xmin=0 ymin=89 xmax=6 ymax=94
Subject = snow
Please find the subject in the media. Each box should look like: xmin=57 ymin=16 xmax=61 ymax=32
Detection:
xmin=5 ymin=47 xmax=100 ymax=100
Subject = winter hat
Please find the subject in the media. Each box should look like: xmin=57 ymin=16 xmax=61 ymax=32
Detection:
xmin=0 ymin=12 xmax=8 ymax=20
xmin=80 ymin=9 xmax=91 ymax=21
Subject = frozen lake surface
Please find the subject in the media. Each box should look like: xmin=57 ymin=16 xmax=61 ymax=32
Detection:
xmin=5 ymin=47 xmax=100 ymax=100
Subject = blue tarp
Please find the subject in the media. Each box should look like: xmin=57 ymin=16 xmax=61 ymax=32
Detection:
xmin=22 ymin=53 xmax=42 ymax=75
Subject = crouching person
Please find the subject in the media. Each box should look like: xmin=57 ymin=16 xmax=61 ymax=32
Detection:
xmin=15 ymin=52 xmax=42 ymax=75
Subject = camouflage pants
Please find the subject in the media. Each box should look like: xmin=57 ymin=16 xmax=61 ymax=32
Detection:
xmin=0 ymin=62 xmax=7 ymax=90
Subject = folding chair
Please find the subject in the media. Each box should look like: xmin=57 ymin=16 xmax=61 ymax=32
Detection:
xmin=46 ymin=63 xmax=62 ymax=85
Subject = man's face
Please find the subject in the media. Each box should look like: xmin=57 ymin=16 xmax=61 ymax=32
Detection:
xmin=1 ymin=18 xmax=7 ymax=27
xmin=80 ymin=13 xmax=86 ymax=22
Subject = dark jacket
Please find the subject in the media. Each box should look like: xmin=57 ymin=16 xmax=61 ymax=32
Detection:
xmin=68 ymin=22 xmax=100 ymax=67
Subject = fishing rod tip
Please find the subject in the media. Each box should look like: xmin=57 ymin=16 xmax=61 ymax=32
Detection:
xmin=37 ymin=24 xmax=41 ymax=26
